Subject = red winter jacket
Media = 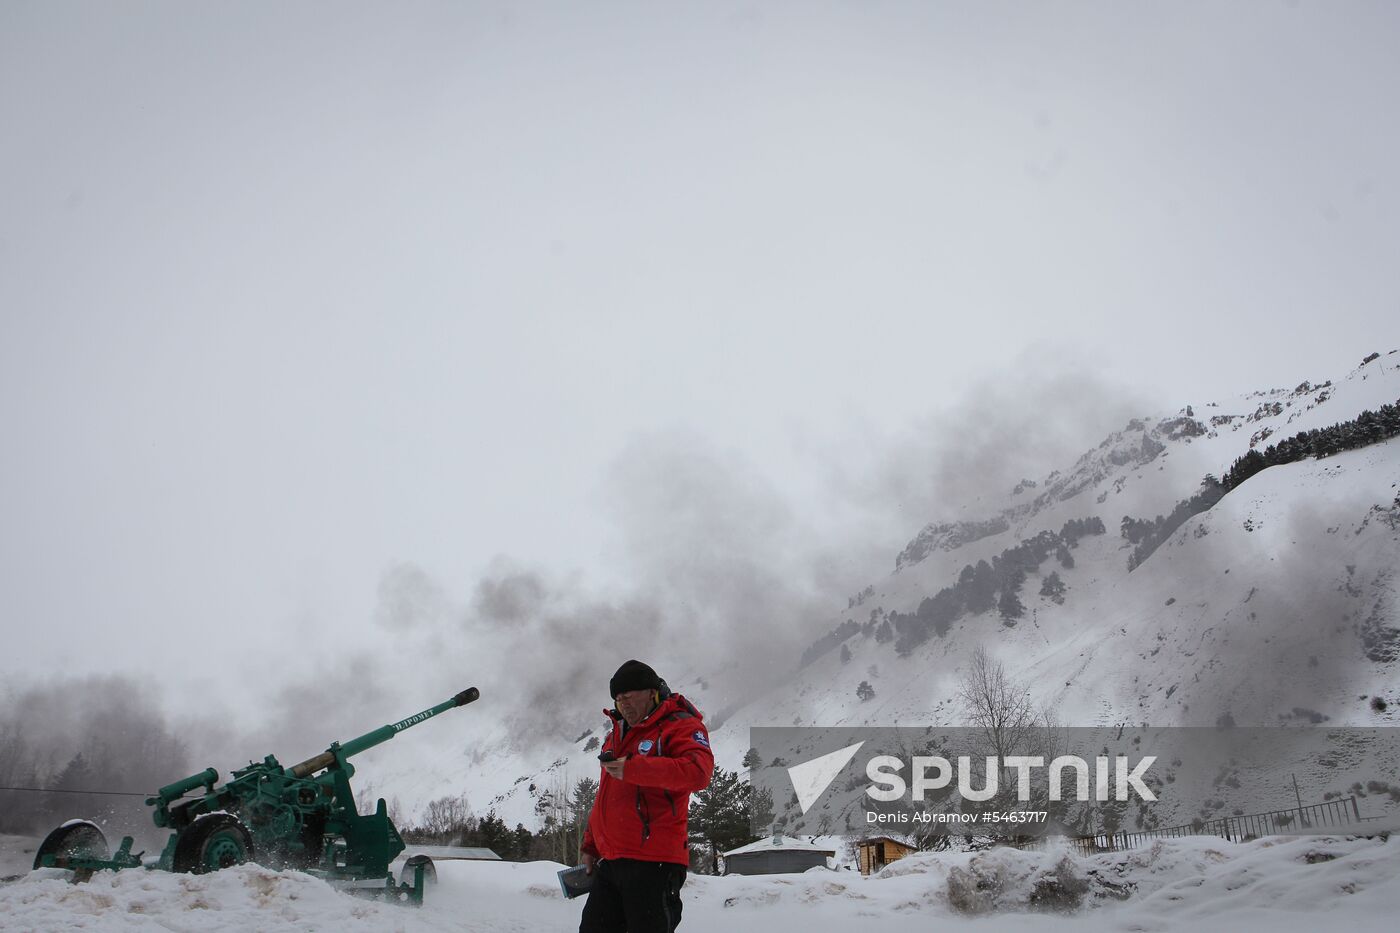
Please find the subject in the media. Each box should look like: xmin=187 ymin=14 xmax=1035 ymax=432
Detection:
xmin=581 ymin=693 xmax=713 ymax=866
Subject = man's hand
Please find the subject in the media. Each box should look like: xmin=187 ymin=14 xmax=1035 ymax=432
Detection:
xmin=581 ymin=851 xmax=598 ymax=875
xmin=601 ymin=754 xmax=627 ymax=781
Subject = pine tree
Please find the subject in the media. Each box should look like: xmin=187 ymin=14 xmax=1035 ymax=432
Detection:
xmin=966 ymin=561 xmax=997 ymax=614
xmin=688 ymin=768 xmax=756 ymax=874
xmin=47 ymin=752 xmax=97 ymax=825
xmin=1056 ymin=544 xmax=1075 ymax=569
xmin=998 ymin=588 xmax=1025 ymax=624
xmin=477 ymin=810 xmax=512 ymax=858
xmin=512 ymin=823 xmax=533 ymax=861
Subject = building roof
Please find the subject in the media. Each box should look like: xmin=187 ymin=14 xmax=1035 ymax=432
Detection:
xmin=400 ymin=844 xmax=502 ymax=861
xmin=722 ymin=834 xmax=837 ymax=857
xmin=857 ymin=835 xmax=915 ymax=848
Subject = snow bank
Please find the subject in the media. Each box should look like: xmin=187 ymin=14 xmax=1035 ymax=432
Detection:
xmin=3 ymin=865 xmax=414 ymax=933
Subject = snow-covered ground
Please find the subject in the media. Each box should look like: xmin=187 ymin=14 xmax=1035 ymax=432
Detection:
xmin=3 ymin=832 xmax=1399 ymax=932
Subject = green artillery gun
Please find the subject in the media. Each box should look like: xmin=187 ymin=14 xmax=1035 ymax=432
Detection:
xmin=32 ymin=687 xmax=479 ymax=905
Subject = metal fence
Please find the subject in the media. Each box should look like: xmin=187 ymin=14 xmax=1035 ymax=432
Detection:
xmin=1018 ymin=797 xmax=1374 ymax=856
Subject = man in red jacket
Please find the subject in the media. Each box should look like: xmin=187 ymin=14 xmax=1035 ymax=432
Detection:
xmin=579 ymin=659 xmax=714 ymax=933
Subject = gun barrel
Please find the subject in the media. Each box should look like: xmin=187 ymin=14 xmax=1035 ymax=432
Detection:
xmin=288 ymin=687 xmax=480 ymax=779
xmin=157 ymin=767 xmax=218 ymax=802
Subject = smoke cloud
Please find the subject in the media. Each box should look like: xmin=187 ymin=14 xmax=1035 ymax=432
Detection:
xmin=230 ymin=362 xmax=1154 ymax=759
xmin=0 ymin=676 xmax=191 ymax=836
xmin=4 ymin=363 xmax=1174 ymax=823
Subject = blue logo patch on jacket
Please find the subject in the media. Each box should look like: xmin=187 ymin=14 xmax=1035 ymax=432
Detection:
xmin=638 ymin=739 xmax=655 ymax=754
xmin=693 ymin=731 xmax=710 ymax=748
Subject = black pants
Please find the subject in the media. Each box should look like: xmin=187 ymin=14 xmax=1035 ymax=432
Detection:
xmin=578 ymin=858 xmax=686 ymax=933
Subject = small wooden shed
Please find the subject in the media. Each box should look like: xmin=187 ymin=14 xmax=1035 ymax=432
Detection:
xmin=721 ymin=834 xmax=836 ymax=876
xmin=856 ymin=836 xmax=915 ymax=876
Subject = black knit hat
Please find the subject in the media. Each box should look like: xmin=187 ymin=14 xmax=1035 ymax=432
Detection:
xmin=610 ymin=659 xmax=662 ymax=699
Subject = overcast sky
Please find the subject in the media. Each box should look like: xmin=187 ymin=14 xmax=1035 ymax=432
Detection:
xmin=2 ymin=1 xmax=1398 ymax=701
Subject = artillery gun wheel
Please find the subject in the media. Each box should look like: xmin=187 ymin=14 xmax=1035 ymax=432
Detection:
xmin=399 ymin=854 xmax=437 ymax=887
xmin=173 ymin=813 xmax=254 ymax=874
xmin=33 ymin=820 xmax=110 ymax=881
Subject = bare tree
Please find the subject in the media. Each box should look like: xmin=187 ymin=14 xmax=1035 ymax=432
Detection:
xmin=535 ymin=770 xmax=586 ymax=863
xmin=420 ymin=793 xmax=473 ymax=842
xmin=956 ymin=646 xmax=1068 ymax=837
xmin=958 ymin=646 xmax=1038 ymax=760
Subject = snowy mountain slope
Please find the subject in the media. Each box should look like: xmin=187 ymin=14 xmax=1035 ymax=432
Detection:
xmin=350 ymin=352 xmax=1400 ymax=830
xmin=704 ymin=352 xmax=1397 ymax=738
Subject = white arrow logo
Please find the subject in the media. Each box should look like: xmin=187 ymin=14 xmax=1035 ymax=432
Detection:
xmin=787 ymin=742 xmax=865 ymax=814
